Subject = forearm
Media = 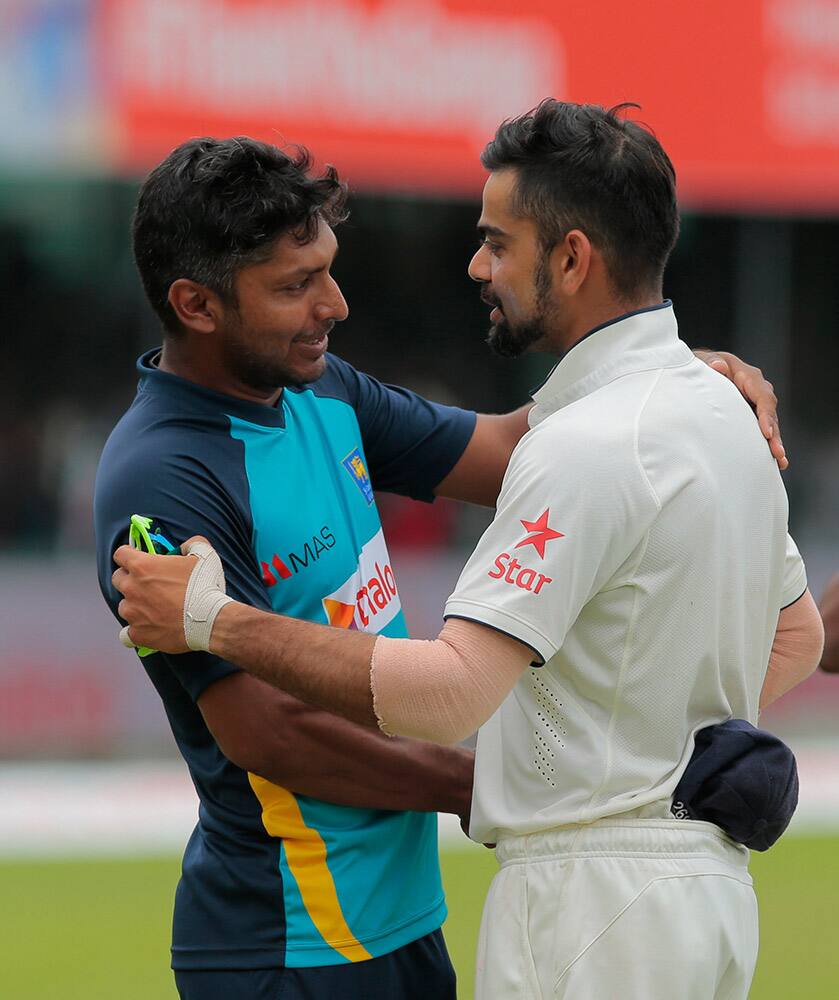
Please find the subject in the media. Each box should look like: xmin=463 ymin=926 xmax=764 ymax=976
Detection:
xmin=211 ymin=601 xmax=380 ymax=726
xmin=211 ymin=603 xmax=532 ymax=746
xmin=259 ymin=709 xmax=474 ymax=815
xmin=372 ymin=618 xmax=532 ymax=744
xmin=114 ymin=540 xmax=527 ymax=746
xmin=760 ymin=590 xmax=825 ymax=709
xmin=434 ymin=404 xmax=532 ymax=506
xmin=200 ymin=672 xmax=474 ymax=815
xmin=499 ymin=403 xmax=533 ymax=443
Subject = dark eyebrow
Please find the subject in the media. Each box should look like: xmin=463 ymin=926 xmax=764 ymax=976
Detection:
xmin=477 ymin=224 xmax=510 ymax=240
xmin=277 ymin=242 xmax=340 ymax=282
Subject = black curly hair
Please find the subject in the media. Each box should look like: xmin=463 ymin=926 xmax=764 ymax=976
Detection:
xmin=132 ymin=137 xmax=349 ymax=333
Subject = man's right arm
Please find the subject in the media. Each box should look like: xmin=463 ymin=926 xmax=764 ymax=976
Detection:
xmin=198 ymin=670 xmax=474 ymax=821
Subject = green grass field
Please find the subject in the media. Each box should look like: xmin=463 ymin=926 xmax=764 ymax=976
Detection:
xmin=3 ymin=836 xmax=838 ymax=999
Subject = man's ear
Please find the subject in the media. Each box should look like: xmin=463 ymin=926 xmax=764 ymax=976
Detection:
xmin=552 ymin=229 xmax=592 ymax=296
xmin=168 ymin=279 xmax=224 ymax=334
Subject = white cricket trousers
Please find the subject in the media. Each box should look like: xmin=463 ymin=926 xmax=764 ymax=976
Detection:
xmin=475 ymin=818 xmax=758 ymax=1000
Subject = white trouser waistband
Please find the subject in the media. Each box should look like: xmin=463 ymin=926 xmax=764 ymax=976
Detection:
xmin=495 ymin=815 xmax=749 ymax=868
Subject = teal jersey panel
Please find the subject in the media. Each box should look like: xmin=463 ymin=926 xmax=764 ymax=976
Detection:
xmin=227 ymin=389 xmax=444 ymax=966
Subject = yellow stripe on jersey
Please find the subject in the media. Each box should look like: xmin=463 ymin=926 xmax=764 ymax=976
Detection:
xmin=247 ymin=773 xmax=373 ymax=963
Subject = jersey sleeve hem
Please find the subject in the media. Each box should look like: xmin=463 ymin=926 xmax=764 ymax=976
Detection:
xmin=443 ymin=613 xmax=546 ymax=666
xmin=443 ymin=599 xmax=556 ymax=665
xmin=403 ymin=407 xmax=477 ymax=504
xmin=781 ymin=566 xmax=808 ymax=610
xmin=781 ymin=584 xmax=808 ymax=611
xmin=156 ymin=651 xmax=243 ymax=703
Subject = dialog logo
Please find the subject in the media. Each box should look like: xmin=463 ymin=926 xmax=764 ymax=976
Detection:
xmin=322 ymin=528 xmax=401 ymax=633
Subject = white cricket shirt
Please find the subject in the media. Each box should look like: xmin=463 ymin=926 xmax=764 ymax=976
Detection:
xmin=444 ymin=303 xmax=806 ymax=844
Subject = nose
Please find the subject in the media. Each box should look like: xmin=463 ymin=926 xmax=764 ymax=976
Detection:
xmin=468 ymin=243 xmax=491 ymax=283
xmin=316 ymin=275 xmax=349 ymax=323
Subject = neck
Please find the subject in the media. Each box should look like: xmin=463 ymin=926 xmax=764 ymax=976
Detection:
xmin=553 ymin=293 xmax=664 ymax=356
xmin=158 ymin=338 xmax=283 ymax=408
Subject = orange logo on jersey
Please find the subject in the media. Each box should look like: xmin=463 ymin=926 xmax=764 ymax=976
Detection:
xmin=321 ymin=529 xmax=402 ymax=632
xmin=323 ymin=598 xmax=357 ymax=630
xmin=323 ymin=563 xmax=398 ymax=628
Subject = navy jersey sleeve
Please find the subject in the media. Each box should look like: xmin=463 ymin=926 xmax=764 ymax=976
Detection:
xmin=94 ymin=422 xmax=271 ymax=703
xmin=323 ymin=355 xmax=477 ymax=502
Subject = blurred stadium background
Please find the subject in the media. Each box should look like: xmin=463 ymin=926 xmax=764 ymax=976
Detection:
xmin=1 ymin=1 xmax=838 ymax=997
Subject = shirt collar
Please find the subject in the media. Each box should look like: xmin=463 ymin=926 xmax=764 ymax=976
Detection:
xmin=529 ymin=301 xmax=692 ymax=427
xmin=136 ymin=348 xmax=288 ymax=428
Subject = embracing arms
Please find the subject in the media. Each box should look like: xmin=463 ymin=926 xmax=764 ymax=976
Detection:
xmin=198 ymin=669 xmax=474 ymax=817
xmin=114 ymin=542 xmax=823 ymax=745
xmin=115 ymin=547 xmax=531 ymax=744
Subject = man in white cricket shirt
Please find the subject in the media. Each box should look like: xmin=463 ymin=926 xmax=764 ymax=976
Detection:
xmin=114 ymin=101 xmax=825 ymax=999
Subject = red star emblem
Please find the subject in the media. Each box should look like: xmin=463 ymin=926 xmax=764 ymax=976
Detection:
xmin=514 ymin=508 xmax=564 ymax=559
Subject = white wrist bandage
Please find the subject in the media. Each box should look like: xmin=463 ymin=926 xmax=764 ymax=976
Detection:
xmin=182 ymin=539 xmax=233 ymax=652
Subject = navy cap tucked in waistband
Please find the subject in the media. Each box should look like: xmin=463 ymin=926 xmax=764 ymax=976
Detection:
xmin=672 ymin=719 xmax=798 ymax=851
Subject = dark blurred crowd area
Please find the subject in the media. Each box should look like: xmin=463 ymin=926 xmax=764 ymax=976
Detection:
xmin=1 ymin=176 xmax=838 ymax=560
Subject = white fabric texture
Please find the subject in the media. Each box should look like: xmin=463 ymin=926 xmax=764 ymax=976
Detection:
xmin=370 ymin=619 xmax=532 ymax=745
xmin=443 ymin=304 xmax=808 ymax=844
xmin=475 ymin=817 xmax=757 ymax=1000
xmin=781 ymin=533 xmax=807 ymax=608
xmin=182 ymin=539 xmax=233 ymax=652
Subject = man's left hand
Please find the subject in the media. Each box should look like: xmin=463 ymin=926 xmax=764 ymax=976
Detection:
xmin=113 ymin=542 xmax=200 ymax=654
xmin=696 ymin=350 xmax=787 ymax=469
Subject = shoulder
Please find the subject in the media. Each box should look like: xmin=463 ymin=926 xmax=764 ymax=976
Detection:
xmin=519 ymin=390 xmax=639 ymax=470
xmin=94 ymin=397 xmax=252 ymax=561
xmin=300 ymin=353 xmax=368 ymax=408
xmin=504 ymin=383 xmax=660 ymax=512
xmin=637 ymin=357 xmax=765 ymax=461
xmin=97 ymin=402 xmax=240 ymax=505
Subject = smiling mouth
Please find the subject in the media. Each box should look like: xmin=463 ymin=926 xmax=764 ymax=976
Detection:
xmin=295 ymin=321 xmax=334 ymax=347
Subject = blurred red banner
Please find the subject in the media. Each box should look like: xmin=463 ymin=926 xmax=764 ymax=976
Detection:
xmin=98 ymin=0 xmax=839 ymax=209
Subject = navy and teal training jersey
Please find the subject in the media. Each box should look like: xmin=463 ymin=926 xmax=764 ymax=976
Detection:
xmin=94 ymin=350 xmax=475 ymax=971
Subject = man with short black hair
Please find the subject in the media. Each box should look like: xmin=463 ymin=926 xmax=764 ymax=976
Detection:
xmin=98 ymin=136 xmax=524 ymax=1000
xmin=106 ymin=117 xmax=802 ymax=999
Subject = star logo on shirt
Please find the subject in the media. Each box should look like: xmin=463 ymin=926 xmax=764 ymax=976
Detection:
xmin=514 ymin=508 xmax=564 ymax=559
